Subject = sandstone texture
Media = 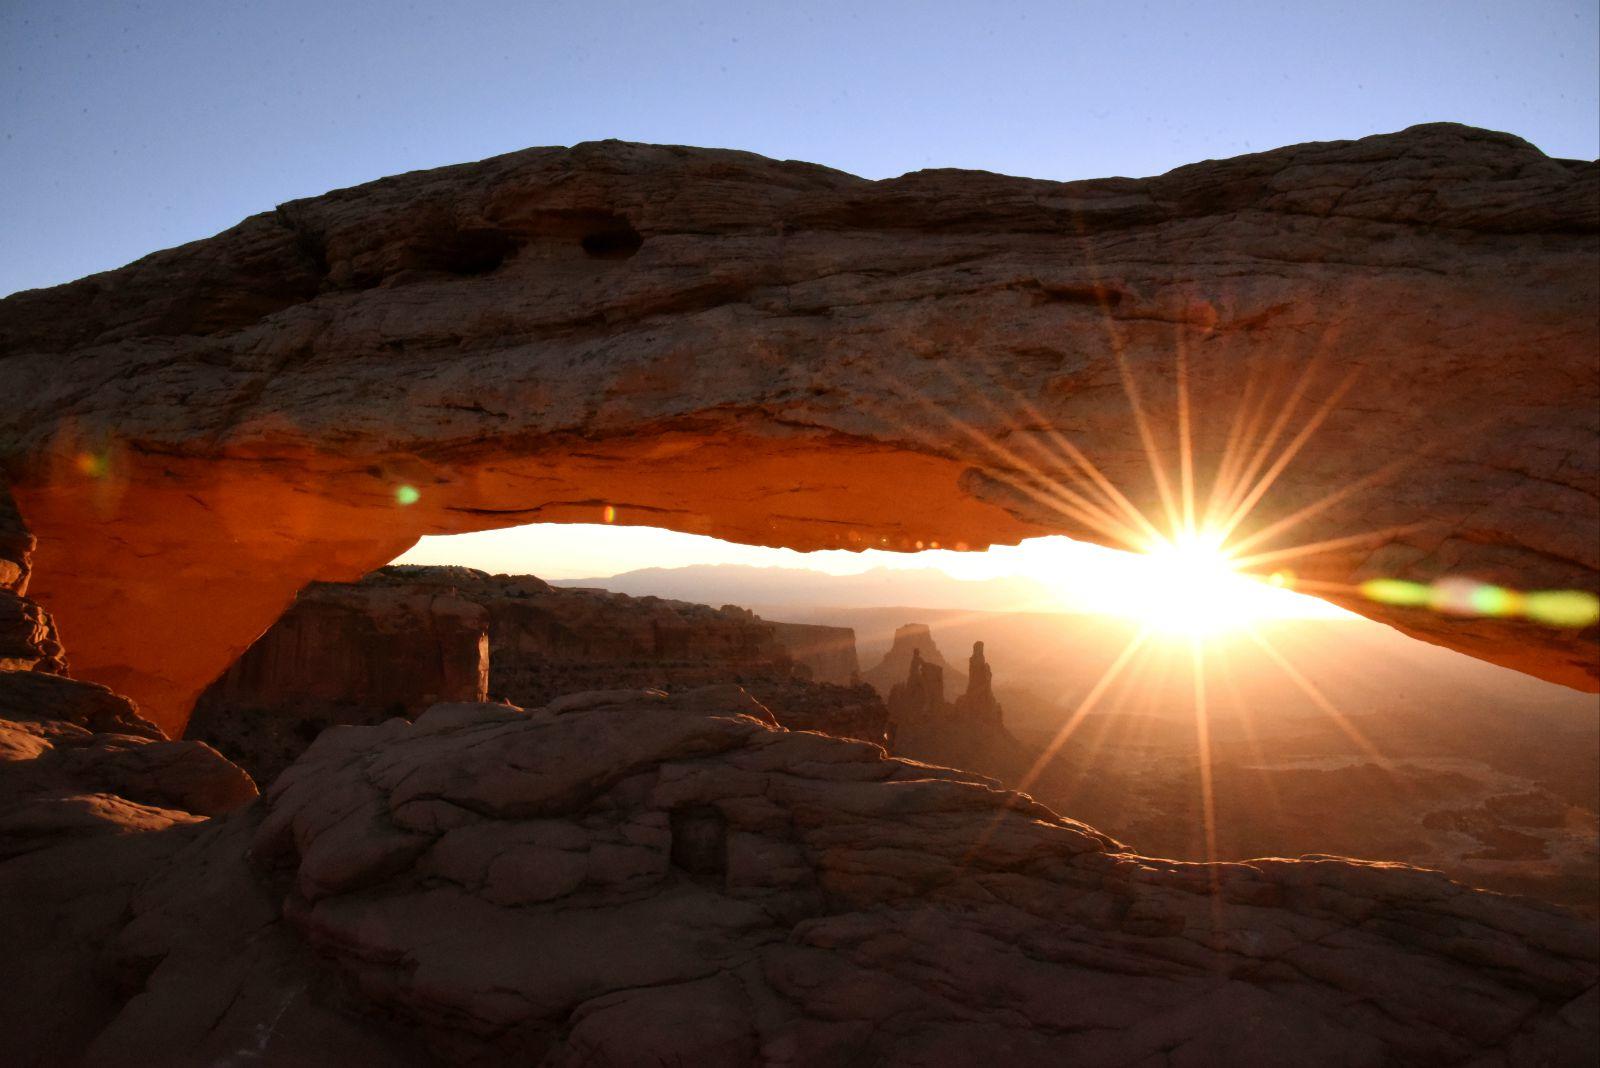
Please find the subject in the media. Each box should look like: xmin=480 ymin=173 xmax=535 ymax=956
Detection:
xmin=4 ymin=688 xmax=1594 ymax=1065
xmin=2 ymin=481 xmax=257 ymax=839
xmin=188 ymin=568 xmax=492 ymax=783
xmin=190 ymin=565 xmax=885 ymax=782
xmin=0 ymin=124 xmax=1594 ymax=731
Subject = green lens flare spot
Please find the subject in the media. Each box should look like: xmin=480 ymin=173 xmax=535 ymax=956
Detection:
xmin=395 ymin=484 xmax=420 ymax=506
xmin=1523 ymin=590 xmax=1600 ymax=629
xmin=1467 ymin=584 xmax=1520 ymax=617
xmin=1359 ymin=578 xmax=1431 ymax=607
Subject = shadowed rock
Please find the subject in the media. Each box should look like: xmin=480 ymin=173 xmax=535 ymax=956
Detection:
xmin=187 ymin=565 xmax=885 ymax=783
xmin=5 ymin=691 xmax=1591 ymax=1065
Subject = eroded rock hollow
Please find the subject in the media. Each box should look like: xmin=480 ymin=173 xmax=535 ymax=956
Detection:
xmin=1 ymin=122 xmax=1596 ymax=732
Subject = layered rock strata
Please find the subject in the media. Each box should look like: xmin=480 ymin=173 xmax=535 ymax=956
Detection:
xmin=765 ymin=620 xmax=860 ymax=685
xmin=1 ymin=124 xmax=1595 ymax=733
xmin=188 ymin=569 xmax=491 ymax=783
xmin=189 ymin=566 xmax=886 ymax=782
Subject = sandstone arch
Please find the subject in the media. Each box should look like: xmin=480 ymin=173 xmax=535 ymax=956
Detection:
xmin=1 ymin=123 xmax=1596 ymax=735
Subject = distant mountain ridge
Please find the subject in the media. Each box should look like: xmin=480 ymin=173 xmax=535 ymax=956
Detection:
xmin=552 ymin=563 xmax=1064 ymax=614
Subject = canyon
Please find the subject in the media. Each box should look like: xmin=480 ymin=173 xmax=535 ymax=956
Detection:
xmin=103 ymin=554 xmax=1600 ymax=917
xmin=1 ymin=503 xmax=1596 ymax=1063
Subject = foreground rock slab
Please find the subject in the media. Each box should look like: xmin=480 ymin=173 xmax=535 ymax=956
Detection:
xmin=9 ymin=688 xmax=1593 ymax=1066
xmin=1 ymin=124 xmax=1595 ymax=730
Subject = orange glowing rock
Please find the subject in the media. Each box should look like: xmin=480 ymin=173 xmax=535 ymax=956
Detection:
xmin=0 ymin=124 xmax=1595 ymax=733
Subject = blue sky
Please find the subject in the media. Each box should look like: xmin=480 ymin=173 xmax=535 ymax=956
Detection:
xmin=3 ymin=0 xmax=1596 ymax=298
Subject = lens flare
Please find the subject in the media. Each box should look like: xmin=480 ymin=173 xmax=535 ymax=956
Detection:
xmin=1361 ymin=577 xmax=1596 ymax=628
xmin=395 ymin=484 xmax=420 ymax=506
xmin=1525 ymin=590 xmax=1600 ymax=628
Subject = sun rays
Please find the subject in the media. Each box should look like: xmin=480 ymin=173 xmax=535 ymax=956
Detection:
xmin=918 ymin=263 xmax=1475 ymax=929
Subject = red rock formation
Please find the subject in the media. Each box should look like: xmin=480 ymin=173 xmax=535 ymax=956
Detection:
xmin=886 ymin=647 xmax=947 ymax=724
xmin=0 ymin=493 xmax=256 ymax=855
xmin=1 ymin=125 xmax=1595 ymax=734
xmin=876 ymin=627 xmax=1006 ymax=730
xmin=189 ymin=565 xmax=888 ymax=779
xmin=186 ymin=567 xmax=490 ymax=784
xmin=864 ymin=622 xmax=966 ymax=697
xmin=766 ymin=620 xmax=860 ymax=684
xmin=879 ymin=625 xmax=1034 ymax=780
xmin=0 ymin=485 xmax=65 ymax=675
xmin=5 ymin=690 xmax=1593 ymax=1065
xmin=952 ymin=640 xmax=1004 ymax=727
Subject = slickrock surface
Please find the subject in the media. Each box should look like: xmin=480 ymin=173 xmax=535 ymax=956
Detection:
xmin=0 ymin=671 xmax=256 ymax=850
xmin=4 ymin=689 xmax=1591 ymax=1066
xmin=189 ymin=565 xmax=885 ymax=783
xmin=0 ymin=500 xmax=260 ymax=1063
xmin=1 ymin=124 xmax=1594 ymax=730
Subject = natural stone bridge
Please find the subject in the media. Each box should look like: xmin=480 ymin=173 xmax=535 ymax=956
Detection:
xmin=1 ymin=122 xmax=1595 ymax=734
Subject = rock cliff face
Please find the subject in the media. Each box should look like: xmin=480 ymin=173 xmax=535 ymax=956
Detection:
xmin=190 ymin=566 xmax=885 ymax=781
xmin=187 ymin=568 xmax=491 ymax=784
xmin=765 ymin=620 xmax=859 ymax=684
xmin=1 ymin=124 xmax=1595 ymax=732
xmin=0 ymin=486 xmax=65 ymax=676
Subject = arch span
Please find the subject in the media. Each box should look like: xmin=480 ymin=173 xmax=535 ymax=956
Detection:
xmin=2 ymin=124 xmax=1596 ymax=734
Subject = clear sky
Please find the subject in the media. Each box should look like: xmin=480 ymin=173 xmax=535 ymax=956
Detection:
xmin=3 ymin=1 xmax=1595 ymax=298
xmin=6 ymin=1 xmax=1596 ymax=603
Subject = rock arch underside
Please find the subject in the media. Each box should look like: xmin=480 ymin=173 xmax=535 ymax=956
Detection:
xmin=1 ymin=122 xmax=1597 ymax=737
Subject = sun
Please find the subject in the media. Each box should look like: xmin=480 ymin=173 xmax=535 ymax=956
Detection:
xmin=1136 ymin=529 xmax=1267 ymax=635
